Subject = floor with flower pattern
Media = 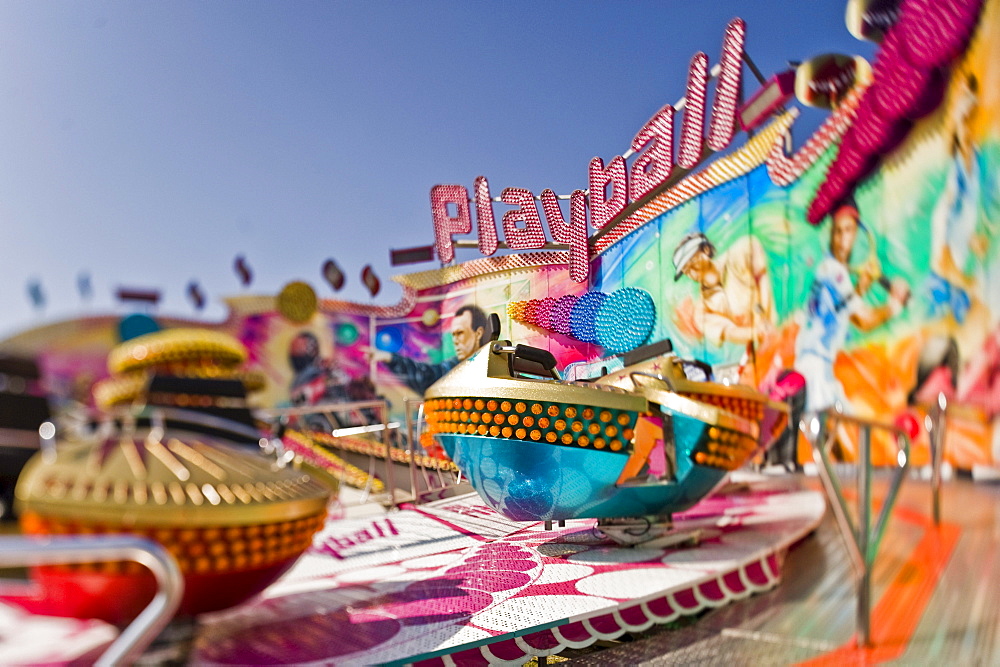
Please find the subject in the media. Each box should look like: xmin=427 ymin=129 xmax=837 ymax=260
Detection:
xmin=188 ymin=474 xmax=823 ymax=665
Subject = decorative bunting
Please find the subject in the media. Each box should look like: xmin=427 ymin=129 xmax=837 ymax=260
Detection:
xmin=187 ymin=281 xmax=206 ymax=310
xmin=234 ymin=255 xmax=253 ymax=287
xmin=323 ymin=259 xmax=345 ymax=291
xmin=26 ymin=279 xmax=45 ymax=310
xmin=77 ymin=272 xmax=93 ymax=301
xmin=361 ymin=265 xmax=381 ymax=298
xmin=116 ymin=287 xmax=161 ymax=305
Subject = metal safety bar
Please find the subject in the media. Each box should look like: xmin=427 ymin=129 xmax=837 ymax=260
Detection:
xmin=926 ymin=393 xmax=948 ymax=526
xmin=264 ymin=398 xmax=465 ymax=508
xmin=257 ymin=398 xmax=392 ymax=423
xmin=0 ymin=534 xmax=184 ymax=666
xmin=262 ymin=398 xmax=399 ymax=507
xmin=802 ymin=407 xmax=911 ymax=648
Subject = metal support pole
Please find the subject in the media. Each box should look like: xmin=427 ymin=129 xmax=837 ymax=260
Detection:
xmin=928 ymin=392 xmax=947 ymax=526
xmin=380 ymin=400 xmax=396 ymax=508
xmin=404 ymin=400 xmax=420 ymax=503
xmin=856 ymin=423 xmax=872 ymax=648
xmin=412 ymin=401 xmax=438 ymax=493
xmin=742 ymin=50 xmax=769 ymax=85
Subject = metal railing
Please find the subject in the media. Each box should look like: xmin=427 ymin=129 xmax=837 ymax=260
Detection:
xmin=261 ymin=398 xmax=398 ymax=506
xmin=802 ymin=406 xmax=911 ymax=648
xmin=402 ymin=398 xmax=466 ymax=502
xmin=0 ymin=535 xmax=183 ymax=666
xmin=261 ymin=398 xmax=464 ymax=508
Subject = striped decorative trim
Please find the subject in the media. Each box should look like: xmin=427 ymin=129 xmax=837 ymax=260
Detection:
xmin=306 ymin=430 xmax=459 ymax=473
xmin=224 ymin=286 xmax=419 ymax=319
xmin=317 ymin=284 xmax=417 ymax=318
xmin=766 ymin=85 xmax=865 ymax=186
xmin=593 ymin=112 xmax=798 ymax=255
xmin=282 ymin=429 xmax=386 ymax=492
xmin=391 ymin=252 xmax=571 ymax=291
xmin=414 ymin=551 xmax=784 ymax=666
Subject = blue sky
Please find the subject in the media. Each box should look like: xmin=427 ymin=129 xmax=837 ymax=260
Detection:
xmin=0 ymin=1 xmax=875 ymax=337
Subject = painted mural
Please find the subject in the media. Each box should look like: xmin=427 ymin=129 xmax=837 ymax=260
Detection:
xmin=349 ymin=0 xmax=1000 ymax=469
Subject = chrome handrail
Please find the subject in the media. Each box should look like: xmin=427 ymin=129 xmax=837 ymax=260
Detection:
xmin=802 ymin=405 xmax=910 ymax=648
xmin=256 ymin=398 xmax=392 ymax=419
xmin=0 ymin=535 xmax=183 ymax=666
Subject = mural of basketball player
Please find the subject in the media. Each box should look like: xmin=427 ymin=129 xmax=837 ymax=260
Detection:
xmin=929 ymin=72 xmax=990 ymax=323
xmin=672 ymin=232 xmax=775 ymax=348
xmin=795 ymin=199 xmax=911 ymax=419
xmin=366 ymin=304 xmax=492 ymax=395
xmin=289 ymin=330 xmax=386 ymax=429
xmin=288 ymin=331 xmax=350 ymax=406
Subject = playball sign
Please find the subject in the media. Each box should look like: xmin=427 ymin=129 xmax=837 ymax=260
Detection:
xmin=431 ymin=19 xmax=747 ymax=284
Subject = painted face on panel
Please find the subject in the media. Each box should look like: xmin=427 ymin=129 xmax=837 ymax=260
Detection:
xmin=451 ymin=310 xmax=484 ymax=361
xmin=682 ymin=250 xmax=721 ymax=289
xmin=831 ymin=206 xmax=860 ymax=265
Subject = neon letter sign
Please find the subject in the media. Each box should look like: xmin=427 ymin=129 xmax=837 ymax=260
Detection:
xmin=540 ymin=188 xmax=589 ymax=283
xmin=474 ymin=176 xmax=499 ymax=256
xmin=430 ymin=184 xmax=471 ymax=264
xmin=430 ymin=18 xmax=746 ymax=283
xmin=500 ymin=187 xmax=547 ymax=249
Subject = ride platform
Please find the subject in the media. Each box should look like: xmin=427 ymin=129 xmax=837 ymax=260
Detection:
xmin=5 ymin=471 xmax=993 ymax=664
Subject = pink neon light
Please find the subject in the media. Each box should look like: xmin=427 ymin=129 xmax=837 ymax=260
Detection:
xmin=898 ymin=0 xmax=982 ymax=69
xmin=678 ymin=52 xmax=709 ymax=169
xmin=430 ymin=185 xmax=471 ymax=263
xmin=766 ymin=86 xmax=861 ymax=187
xmin=707 ymin=18 xmax=746 ymax=151
xmin=474 ymin=176 xmax=499 ymax=256
xmin=536 ymin=297 xmax=556 ymax=330
xmin=500 ymin=188 xmax=547 ymax=249
xmin=807 ymin=0 xmax=984 ymax=223
xmin=540 ymin=189 xmax=590 ymax=283
xmin=629 ymin=104 xmax=675 ymax=202
xmin=428 ymin=18 xmax=752 ymax=255
xmin=588 ymin=155 xmax=628 ymax=229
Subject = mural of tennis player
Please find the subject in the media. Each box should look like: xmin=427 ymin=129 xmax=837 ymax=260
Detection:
xmin=672 ymin=232 xmax=775 ymax=348
xmin=365 ymin=304 xmax=492 ymax=395
xmin=795 ymin=198 xmax=911 ymax=420
xmin=929 ymin=72 xmax=989 ymax=323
